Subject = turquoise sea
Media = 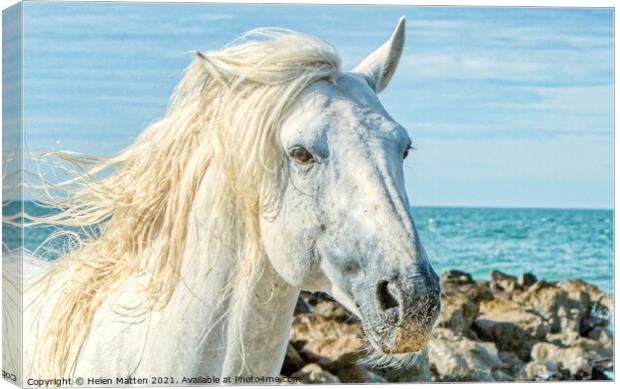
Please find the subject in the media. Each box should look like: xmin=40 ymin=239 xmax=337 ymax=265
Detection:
xmin=2 ymin=202 xmax=614 ymax=294
xmin=412 ymin=207 xmax=613 ymax=294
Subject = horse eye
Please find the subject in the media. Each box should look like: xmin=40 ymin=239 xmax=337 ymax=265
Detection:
xmin=403 ymin=146 xmax=412 ymax=160
xmin=289 ymin=147 xmax=314 ymax=164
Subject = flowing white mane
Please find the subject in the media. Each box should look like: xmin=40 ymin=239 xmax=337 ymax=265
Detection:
xmin=26 ymin=28 xmax=341 ymax=378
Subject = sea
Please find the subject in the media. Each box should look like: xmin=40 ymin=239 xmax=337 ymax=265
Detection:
xmin=2 ymin=202 xmax=614 ymax=294
xmin=412 ymin=207 xmax=613 ymax=294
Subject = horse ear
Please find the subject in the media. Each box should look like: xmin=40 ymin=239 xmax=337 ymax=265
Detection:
xmin=352 ymin=17 xmax=406 ymax=93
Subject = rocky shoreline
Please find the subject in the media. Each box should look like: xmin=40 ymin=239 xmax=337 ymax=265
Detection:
xmin=280 ymin=270 xmax=614 ymax=383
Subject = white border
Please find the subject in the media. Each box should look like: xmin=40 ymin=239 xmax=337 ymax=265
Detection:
xmin=0 ymin=1 xmax=616 ymax=389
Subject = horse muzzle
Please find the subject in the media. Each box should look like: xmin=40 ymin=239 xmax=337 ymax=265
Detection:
xmin=363 ymin=273 xmax=441 ymax=353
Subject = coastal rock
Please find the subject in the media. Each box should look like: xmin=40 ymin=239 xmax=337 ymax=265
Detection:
xmin=586 ymin=326 xmax=613 ymax=346
xmin=284 ymin=269 xmax=613 ymax=383
xmin=290 ymin=313 xmax=364 ymax=367
xmin=549 ymin=328 xmax=613 ymax=360
xmin=556 ymin=279 xmax=611 ymax=307
xmin=518 ymin=273 xmax=537 ymax=289
xmin=491 ymin=369 xmax=514 ymax=382
xmin=582 ymin=300 xmax=612 ymax=336
xmin=427 ymin=328 xmax=503 ymax=381
xmin=332 ymin=366 xmax=386 ymax=383
xmin=291 ymin=364 xmax=341 ymax=383
xmin=441 ymin=270 xmax=474 ymax=285
xmin=514 ymin=281 xmax=583 ymax=333
xmin=312 ymin=301 xmax=351 ymax=322
xmin=490 ymin=270 xmax=519 ymax=295
xmin=440 ymin=270 xmax=493 ymax=303
xmin=375 ymin=352 xmax=431 ymax=382
xmin=530 ymin=342 xmax=591 ymax=378
xmin=498 ymin=351 xmax=526 ymax=376
xmin=281 ymin=343 xmax=306 ymax=376
xmin=518 ymin=361 xmax=564 ymax=381
xmin=498 ymin=351 xmax=521 ymax=364
xmin=435 ymin=293 xmax=478 ymax=336
xmin=290 ymin=314 xmax=363 ymax=342
xmin=294 ymin=295 xmax=314 ymax=315
xmin=556 ymin=279 xmax=613 ymax=335
xmin=299 ymin=337 xmax=363 ymax=368
xmin=546 ymin=330 xmax=581 ymax=347
xmin=474 ymin=298 xmax=549 ymax=360
xmin=555 ymin=279 xmax=592 ymax=307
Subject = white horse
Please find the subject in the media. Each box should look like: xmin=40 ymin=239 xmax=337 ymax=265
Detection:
xmin=3 ymin=17 xmax=440 ymax=384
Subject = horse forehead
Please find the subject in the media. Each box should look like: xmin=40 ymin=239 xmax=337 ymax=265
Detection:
xmin=295 ymin=74 xmax=396 ymax=132
xmin=301 ymin=73 xmax=383 ymax=110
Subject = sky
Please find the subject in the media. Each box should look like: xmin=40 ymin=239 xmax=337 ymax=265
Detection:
xmin=17 ymin=2 xmax=614 ymax=209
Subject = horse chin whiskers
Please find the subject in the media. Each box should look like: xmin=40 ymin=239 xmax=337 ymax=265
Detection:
xmin=357 ymin=321 xmax=426 ymax=370
xmin=358 ymin=336 xmax=426 ymax=370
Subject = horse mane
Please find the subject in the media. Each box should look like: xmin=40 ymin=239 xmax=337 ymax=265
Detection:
xmin=27 ymin=28 xmax=341 ymax=377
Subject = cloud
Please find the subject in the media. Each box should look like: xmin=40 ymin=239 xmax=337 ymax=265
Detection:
xmin=403 ymin=54 xmax=545 ymax=81
xmin=177 ymin=12 xmax=237 ymax=23
xmin=485 ymin=85 xmax=613 ymax=113
xmin=400 ymin=14 xmax=612 ymax=86
xmin=400 ymin=84 xmax=613 ymax=141
xmin=401 ymin=46 xmax=611 ymax=86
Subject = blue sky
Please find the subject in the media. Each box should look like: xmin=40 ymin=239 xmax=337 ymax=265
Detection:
xmin=20 ymin=2 xmax=613 ymax=208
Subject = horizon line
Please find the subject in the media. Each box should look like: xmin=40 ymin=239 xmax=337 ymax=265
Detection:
xmin=410 ymin=204 xmax=613 ymax=211
xmin=4 ymin=198 xmax=614 ymax=212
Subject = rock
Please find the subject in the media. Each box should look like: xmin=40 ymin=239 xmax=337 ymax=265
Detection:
xmin=286 ymin=270 xmax=614 ymax=383
xmin=333 ymin=366 xmax=387 ymax=383
xmin=530 ymin=342 xmax=591 ymax=378
xmin=556 ymin=279 xmax=611 ymax=307
xmin=294 ymin=296 xmax=313 ymax=315
xmin=491 ymin=369 xmax=514 ymax=381
xmin=498 ymin=351 xmax=526 ymax=376
xmin=490 ymin=270 xmax=519 ymax=294
xmin=560 ymin=332 xmax=613 ymax=360
xmin=555 ymin=279 xmax=613 ymax=335
xmin=582 ymin=299 xmax=612 ymax=335
xmin=518 ymin=361 xmax=564 ymax=381
xmin=591 ymin=357 xmax=614 ymax=380
xmin=587 ymin=326 xmax=613 ymax=345
xmin=435 ymin=293 xmax=478 ymax=336
xmin=299 ymin=337 xmax=363 ymax=368
xmin=427 ymin=328 xmax=503 ymax=381
xmin=290 ymin=314 xmax=363 ymax=342
xmin=518 ymin=273 xmax=537 ymax=289
xmin=312 ymin=301 xmax=351 ymax=322
xmin=441 ymin=270 xmax=474 ymax=285
xmin=290 ymin=311 xmax=364 ymax=367
xmin=498 ymin=351 xmax=522 ymax=365
xmin=474 ymin=298 xmax=550 ymax=360
xmin=515 ymin=282 xmax=583 ymax=333
xmin=580 ymin=327 xmax=614 ymax=363
xmin=555 ymin=279 xmax=592 ymax=307
xmin=376 ymin=352 xmax=431 ymax=382
xmin=474 ymin=280 xmax=495 ymax=300
xmin=592 ymin=365 xmax=613 ymax=380
xmin=440 ymin=270 xmax=493 ymax=303
xmin=477 ymin=296 xmax=521 ymax=314
xmin=546 ymin=331 xmax=581 ymax=347
xmin=291 ymin=364 xmax=341 ymax=384
xmin=281 ymin=343 xmax=306 ymax=376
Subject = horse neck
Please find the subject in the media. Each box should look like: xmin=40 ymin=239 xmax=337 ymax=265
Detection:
xmin=156 ymin=165 xmax=300 ymax=378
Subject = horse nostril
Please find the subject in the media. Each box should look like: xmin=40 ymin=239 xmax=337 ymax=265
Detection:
xmin=376 ymin=280 xmax=399 ymax=311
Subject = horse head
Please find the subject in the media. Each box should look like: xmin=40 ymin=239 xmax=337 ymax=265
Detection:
xmin=260 ymin=18 xmax=441 ymax=357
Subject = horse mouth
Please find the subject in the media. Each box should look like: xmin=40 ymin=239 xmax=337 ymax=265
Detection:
xmin=359 ymin=295 xmax=440 ymax=356
xmin=363 ymin=320 xmax=435 ymax=355
xmin=359 ymin=323 xmax=434 ymax=369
